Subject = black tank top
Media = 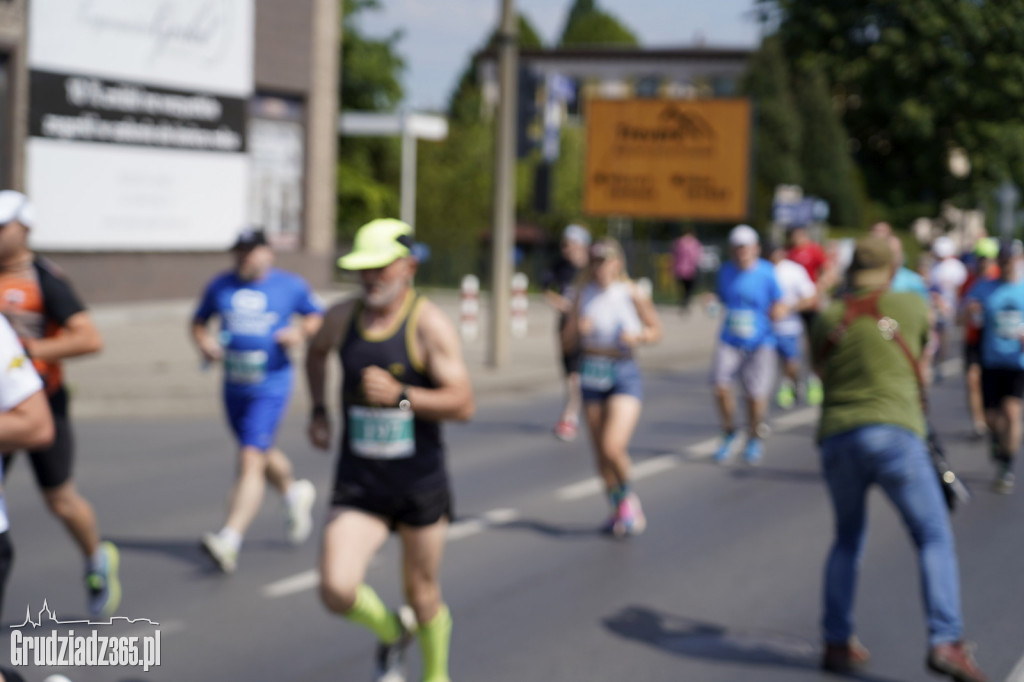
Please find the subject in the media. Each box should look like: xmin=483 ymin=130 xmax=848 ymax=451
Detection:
xmin=337 ymin=291 xmax=446 ymax=493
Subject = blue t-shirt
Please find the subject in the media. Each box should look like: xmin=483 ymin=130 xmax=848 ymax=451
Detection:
xmin=717 ymin=259 xmax=782 ymax=350
xmin=968 ymin=278 xmax=1024 ymax=369
xmin=194 ymin=269 xmax=324 ymax=394
xmin=891 ymin=267 xmax=930 ymax=301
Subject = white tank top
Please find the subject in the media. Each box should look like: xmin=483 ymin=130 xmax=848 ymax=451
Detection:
xmin=579 ymin=281 xmax=642 ymax=351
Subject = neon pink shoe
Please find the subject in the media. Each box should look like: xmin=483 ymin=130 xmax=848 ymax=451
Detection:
xmin=553 ymin=418 xmax=579 ymax=442
xmin=613 ymin=494 xmax=647 ymax=537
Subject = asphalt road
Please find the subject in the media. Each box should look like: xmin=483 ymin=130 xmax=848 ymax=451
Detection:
xmin=2 ymin=362 xmax=1022 ymax=681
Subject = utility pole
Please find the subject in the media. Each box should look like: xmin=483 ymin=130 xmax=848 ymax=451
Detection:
xmin=488 ymin=0 xmax=518 ymax=368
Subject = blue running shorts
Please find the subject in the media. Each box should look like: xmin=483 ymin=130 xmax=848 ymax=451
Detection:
xmin=224 ymin=391 xmax=289 ymax=451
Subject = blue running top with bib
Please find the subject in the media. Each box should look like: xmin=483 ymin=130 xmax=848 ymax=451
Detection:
xmin=194 ymin=268 xmax=324 ymax=394
xmin=717 ymin=259 xmax=782 ymax=351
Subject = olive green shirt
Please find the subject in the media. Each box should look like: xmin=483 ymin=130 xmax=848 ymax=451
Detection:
xmin=811 ymin=290 xmax=930 ymax=441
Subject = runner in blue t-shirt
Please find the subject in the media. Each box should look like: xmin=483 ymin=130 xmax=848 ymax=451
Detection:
xmin=965 ymin=240 xmax=1024 ymax=495
xmin=191 ymin=229 xmax=325 ymax=572
xmin=707 ymin=225 xmax=786 ymax=465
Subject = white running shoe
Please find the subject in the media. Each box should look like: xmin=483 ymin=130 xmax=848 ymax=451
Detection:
xmin=200 ymin=532 xmax=238 ymax=573
xmin=287 ymin=479 xmax=317 ymax=545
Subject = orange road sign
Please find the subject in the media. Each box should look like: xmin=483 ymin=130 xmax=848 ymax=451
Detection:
xmin=584 ymin=98 xmax=752 ymax=221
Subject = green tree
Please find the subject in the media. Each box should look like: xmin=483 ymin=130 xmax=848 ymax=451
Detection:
xmin=792 ymin=62 xmax=863 ymax=228
xmin=763 ymin=0 xmax=1024 ymax=221
xmin=337 ymin=0 xmax=406 ymax=238
xmin=448 ymin=13 xmax=544 ymax=125
xmin=559 ymin=0 xmax=639 ymax=47
xmin=740 ymin=35 xmax=803 ymax=228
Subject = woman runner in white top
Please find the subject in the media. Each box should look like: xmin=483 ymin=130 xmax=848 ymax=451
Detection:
xmin=562 ymin=239 xmax=661 ymax=536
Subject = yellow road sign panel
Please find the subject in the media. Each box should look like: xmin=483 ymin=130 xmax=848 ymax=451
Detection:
xmin=584 ymin=98 xmax=752 ymax=221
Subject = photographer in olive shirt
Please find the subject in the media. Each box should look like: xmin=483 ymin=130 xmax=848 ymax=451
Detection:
xmin=810 ymin=235 xmax=987 ymax=682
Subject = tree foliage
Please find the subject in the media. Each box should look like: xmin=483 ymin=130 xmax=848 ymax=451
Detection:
xmin=740 ymin=36 xmax=802 ymax=228
xmin=559 ymin=0 xmax=639 ymax=47
xmin=337 ymin=0 xmax=406 ymax=238
xmin=762 ymin=0 xmax=1024 ymax=220
xmin=792 ymin=62 xmax=863 ymax=228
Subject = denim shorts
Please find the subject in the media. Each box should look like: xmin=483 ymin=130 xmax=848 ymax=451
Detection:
xmin=580 ymin=356 xmax=643 ymax=402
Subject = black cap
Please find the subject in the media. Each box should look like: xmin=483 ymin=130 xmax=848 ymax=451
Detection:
xmin=232 ymin=228 xmax=268 ymax=251
xmin=998 ymin=239 xmax=1023 ymax=262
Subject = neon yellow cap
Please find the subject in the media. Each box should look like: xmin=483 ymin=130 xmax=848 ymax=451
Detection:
xmin=338 ymin=219 xmax=413 ymax=270
xmin=974 ymin=237 xmax=999 ymax=260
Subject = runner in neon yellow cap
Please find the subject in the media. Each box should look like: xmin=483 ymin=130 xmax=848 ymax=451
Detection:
xmin=308 ymin=218 xmax=473 ymax=682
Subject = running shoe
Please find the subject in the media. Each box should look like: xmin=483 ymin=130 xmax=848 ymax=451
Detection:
xmin=993 ymin=466 xmax=1015 ymax=495
xmin=201 ymin=532 xmax=238 ymax=573
xmin=600 ymin=506 xmax=621 ymax=535
xmin=287 ymin=479 xmax=317 ymax=545
xmin=614 ymin=494 xmax=647 ymax=537
xmin=775 ymin=382 xmax=795 ymax=409
xmin=85 ymin=541 xmax=121 ymax=619
xmin=553 ymin=418 xmax=579 ymax=442
xmin=742 ymin=438 xmax=764 ymax=466
xmin=374 ymin=605 xmax=417 ymax=682
xmin=972 ymin=421 xmax=989 ymax=440
xmin=807 ymin=376 xmax=824 ymax=406
xmin=712 ymin=431 xmax=738 ymax=464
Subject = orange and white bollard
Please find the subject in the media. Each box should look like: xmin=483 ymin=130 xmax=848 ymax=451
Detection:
xmin=460 ymin=274 xmax=480 ymax=342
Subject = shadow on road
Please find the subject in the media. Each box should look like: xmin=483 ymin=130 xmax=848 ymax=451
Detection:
xmin=602 ymin=605 xmax=904 ymax=682
xmin=730 ymin=466 xmax=823 ymax=484
xmin=494 ymin=518 xmax=603 ymax=539
xmin=105 ymin=536 xmax=218 ymax=572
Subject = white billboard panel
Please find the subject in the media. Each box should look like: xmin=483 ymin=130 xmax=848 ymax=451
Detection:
xmin=28 ymin=0 xmax=253 ymax=96
xmin=27 ymin=139 xmax=248 ymax=251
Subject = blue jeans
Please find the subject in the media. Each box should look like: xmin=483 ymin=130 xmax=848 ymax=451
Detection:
xmin=820 ymin=425 xmax=962 ymax=647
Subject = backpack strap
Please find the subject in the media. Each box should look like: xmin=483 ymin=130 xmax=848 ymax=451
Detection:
xmin=816 ymin=289 xmax=927 ymax=411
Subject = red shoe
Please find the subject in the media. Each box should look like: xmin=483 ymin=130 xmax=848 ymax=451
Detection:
xmin=553 ymin=418 xmax=578 ymax=442
xmin=927 ymin=641 xmax=988 ymax=682
xmin=822 ymin=637 xmax=871 ymax=673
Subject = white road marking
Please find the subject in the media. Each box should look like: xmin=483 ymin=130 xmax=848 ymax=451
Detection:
xmin=687 ymin=437 xmax=721 ymax=458
xmin=447 ymin=507 xmax=520 ymax=540
xmin=263 ymin=509 xmax=522 ymax=598
xmin=1006 ymin=651 xmax=1024 ymax=682
xmin=263 ymin=569 xmax=319 ymax=598
xmin=557 ymin=454 xmax=679 ymax=500
xmin=771 ymin=406 xmax=819 ymax=431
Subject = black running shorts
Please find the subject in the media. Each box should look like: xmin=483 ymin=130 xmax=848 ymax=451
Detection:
xmin=3 ymin=387 xmax=73 ymax=489
xmin=331 ymin=483 xmax=453 ymax=531
xmin=981 ymin=367 xmax=1024 ymax=409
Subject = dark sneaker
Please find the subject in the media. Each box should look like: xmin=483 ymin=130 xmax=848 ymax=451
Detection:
xmin=373 ymin=605 xmax=417 ymax=682
xmin=927 ymin=641 xmax=988 ymax=682
xmin=821 ymin=637 xmax=871 ymax=673
xmin=85 ymin=541 xmax=121 ymax=619
xmin=991 ymin=462 xmax=1015 ymax=493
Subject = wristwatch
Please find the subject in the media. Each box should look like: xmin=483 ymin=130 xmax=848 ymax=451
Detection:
xmin=398 ymin=387 xmax=412 ymax=412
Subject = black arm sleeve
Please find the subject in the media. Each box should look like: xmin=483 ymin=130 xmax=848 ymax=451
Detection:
xmin=34 ymin=258 xmax=87 ymax=326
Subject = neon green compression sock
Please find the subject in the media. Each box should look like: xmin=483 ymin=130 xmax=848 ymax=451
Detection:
xmin=344 ymin=584 xmax=401 ymax=644
xmin=419 ymin=604 xmax=452 ymax=682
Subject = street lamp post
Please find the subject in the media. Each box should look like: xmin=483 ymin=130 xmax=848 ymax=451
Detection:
xmin=488 ymin=0 xmax=518 ymax=368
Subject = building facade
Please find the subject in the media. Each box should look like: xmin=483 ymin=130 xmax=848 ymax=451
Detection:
xmin=0 ymin=0 xmax=339 ymax=302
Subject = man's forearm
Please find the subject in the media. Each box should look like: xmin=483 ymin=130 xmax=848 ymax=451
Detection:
xmin=406 ymin=384 xmax=474 ymax=422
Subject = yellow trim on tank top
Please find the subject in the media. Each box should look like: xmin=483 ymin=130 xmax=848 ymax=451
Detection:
xmin=357 ymin=289 xmax=416 ymax=342
xmin=405 ymin=296 xmax=427 ymax=374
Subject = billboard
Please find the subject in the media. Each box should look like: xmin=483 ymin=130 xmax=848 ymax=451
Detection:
xmin=26 ymin=0 xmax=254 ymax=251
xmin=584 ymin=98 xmax=751 ymax=221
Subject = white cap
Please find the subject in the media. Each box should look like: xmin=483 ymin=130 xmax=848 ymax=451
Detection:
xmin=0 ymin=191 xmax=35 ymax=228
xmin=932 ymin=235 xmax=955 ymax=259
xmin=562 ymin=223 xmax=591 ymax=246
xmin=729 ymin=224 xmax=759 ymax=247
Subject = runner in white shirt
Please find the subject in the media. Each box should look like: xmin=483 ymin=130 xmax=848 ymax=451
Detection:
xmin=0 ymin=314 xmax=53 ymax=682
xmin=767 ymin=243 xmax=819 ymax=408
xmin=929 ymin=236 xmax=968 ymax=381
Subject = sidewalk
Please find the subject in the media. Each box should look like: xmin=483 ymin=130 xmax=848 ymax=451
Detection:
xmin=65 ymin=288 xmax=720 ymax=419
